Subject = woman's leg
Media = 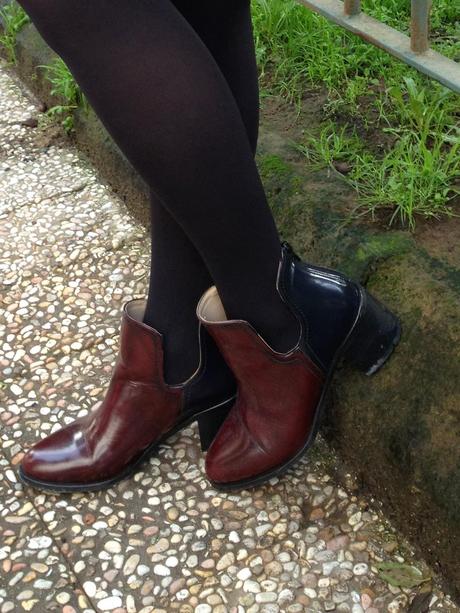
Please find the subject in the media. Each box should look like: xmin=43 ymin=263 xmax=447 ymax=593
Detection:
xmin=17 ymin=0 xmax=300 ymax=379
xmin=144 ymin=0 xmax=261 ymax=384
xmin=171 ymin=0 xmax=260 ymax=153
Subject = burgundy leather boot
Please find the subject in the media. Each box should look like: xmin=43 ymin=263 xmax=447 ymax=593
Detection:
xmin=19 ymin=298 xmax=236 ymax=492
xmin=196 ymin=241 xmax=401 ymax=490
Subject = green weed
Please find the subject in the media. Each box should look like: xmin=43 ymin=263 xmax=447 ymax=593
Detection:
xmin=36 ymin=57 xmax=89 ymax=133
xmin=0 ymin=1 xmax=30 ymax=64
xmin=351 ymin=132 xmax=459 ymax=228
xmin=252 ymin=0 xmax=459 ymax=228
xmin=296 ymin=81 xmax=459 ymax=228
xmin=295 ymin=122 xmax=366 ymax=170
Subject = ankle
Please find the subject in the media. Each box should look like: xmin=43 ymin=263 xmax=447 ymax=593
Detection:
xmin=142 ymin=314 xmax=200 ymax=385
xmin=252 ymin=304 xmax=301 ymax=354
xmin=163 ymin=336 xmax=201 ymax=385
xmin=225 ymin=294 xmax=301 ymax=354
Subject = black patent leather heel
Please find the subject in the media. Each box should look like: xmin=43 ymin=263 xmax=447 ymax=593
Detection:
xmin=197 ymin=398 xmax=234 ymax=451
xmin=341 ymin=289 xmax=401 ymax=375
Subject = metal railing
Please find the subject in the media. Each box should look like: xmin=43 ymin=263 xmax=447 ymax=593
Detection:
xmin=297 ymin=0 xmax=460 ymax=93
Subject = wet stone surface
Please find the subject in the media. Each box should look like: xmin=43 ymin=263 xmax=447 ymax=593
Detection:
xmin=0 ymin=58 xmax=458 ymax=612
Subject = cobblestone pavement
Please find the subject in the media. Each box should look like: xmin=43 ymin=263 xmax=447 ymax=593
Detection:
xmin=0 ymin=58 xmax=458 ymax=613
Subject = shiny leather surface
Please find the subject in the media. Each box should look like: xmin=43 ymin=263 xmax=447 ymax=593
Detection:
xmin=21 ymin=298 xmax=236 ymax=486
xmin=200 ymin=242 xmax=363 ymax=485
xmin=202 ymin=320 xmax=325 ymax=484
xmin=278 ymin=243 xmax=362 ymax=371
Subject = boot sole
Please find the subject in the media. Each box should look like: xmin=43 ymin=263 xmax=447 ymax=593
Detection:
xmin=17 ymin=395 xmax=236 ymax=494
xmin=207 ymin=286 xmax=402 ymax=492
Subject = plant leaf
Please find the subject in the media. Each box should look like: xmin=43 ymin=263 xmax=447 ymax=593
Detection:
xmin=376 ymin=562 xmax=431 ymax=589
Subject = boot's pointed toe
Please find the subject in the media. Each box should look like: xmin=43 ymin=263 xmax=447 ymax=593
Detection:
xmin=204 ymin=391 xmax=320 ymax=486
xmin=20 ymin=418 xmax=89 ymax=484
xmin=204 ymin=407 xmax=259 ymax=484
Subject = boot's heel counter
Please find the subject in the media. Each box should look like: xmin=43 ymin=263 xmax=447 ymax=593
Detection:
xmin=341 ymin=288 xmax=401 ymax=375
xmin=281 ymin=259 xmax=362 ymax=371
xmin=278 ymin=244 xmax=401 ymax=375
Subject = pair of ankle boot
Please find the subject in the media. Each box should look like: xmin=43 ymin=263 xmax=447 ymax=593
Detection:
xmin=19 ymin=242 xmax=401 ymax=492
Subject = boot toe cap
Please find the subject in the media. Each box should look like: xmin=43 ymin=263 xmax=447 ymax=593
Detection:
xmin=205 ymin=410 xmax=273 ymax=485
xmin=20 ymin=418 xmax=89 ymax=485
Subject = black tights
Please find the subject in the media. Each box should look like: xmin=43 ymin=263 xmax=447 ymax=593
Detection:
xmin=17 ymin=0 xmax=300 ymax=383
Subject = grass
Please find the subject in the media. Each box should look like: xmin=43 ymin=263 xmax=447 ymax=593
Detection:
xmin=252 ymin=0 xmax=459 ymax=107
xmin=36 ymin=57 xmax=89 ymax=133
xmin=251 ymin=0 xmax=459 ymax=228
xmin=0 ymin=0 xmax=30 ymax=63
xmin=295 ymin=78 xmax=459 ymax=228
